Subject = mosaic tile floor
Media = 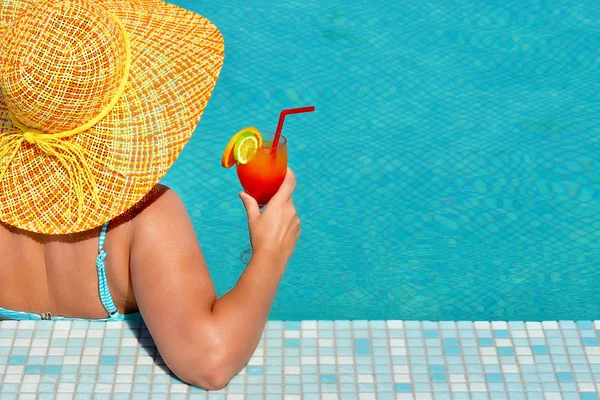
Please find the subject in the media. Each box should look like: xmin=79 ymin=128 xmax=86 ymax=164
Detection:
xmin=0 ymin=319 xmax=599 ymax=399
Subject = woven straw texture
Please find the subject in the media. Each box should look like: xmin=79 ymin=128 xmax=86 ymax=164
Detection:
xmin=0 ymin=0 xmax=224 ymax=234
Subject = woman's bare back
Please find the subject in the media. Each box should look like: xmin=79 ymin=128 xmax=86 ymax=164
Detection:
xmin=0 ymin=185 xmax=175 ymax=318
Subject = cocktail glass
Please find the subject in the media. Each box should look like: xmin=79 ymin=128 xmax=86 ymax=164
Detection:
xmin=236 ymin=132 xmax=288 ymax=264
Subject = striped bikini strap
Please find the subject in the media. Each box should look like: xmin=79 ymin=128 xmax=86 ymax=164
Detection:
xmin=96 ymin=221 xmax=121 ymax=320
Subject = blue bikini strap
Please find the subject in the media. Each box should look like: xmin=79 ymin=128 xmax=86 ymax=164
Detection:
xmin=96 ymin=221 xmax=121 ymax=319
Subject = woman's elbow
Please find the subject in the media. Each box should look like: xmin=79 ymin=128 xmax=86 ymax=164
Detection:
xmin=168 ymin=345 xmax=238 ymax=390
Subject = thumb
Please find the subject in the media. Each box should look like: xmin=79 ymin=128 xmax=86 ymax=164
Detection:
xmin=239 ymin=192 xmax=260 ymax=222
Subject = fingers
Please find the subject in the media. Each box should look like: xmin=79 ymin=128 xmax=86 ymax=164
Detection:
xmin=271 ymin=168 xmax=296 ymax=204
xmin=239 ymin=192 xmax=261 ymax=223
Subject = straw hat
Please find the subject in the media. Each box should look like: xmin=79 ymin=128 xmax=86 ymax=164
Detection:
xmin=0 ymin=0 xmax=224 ymax=234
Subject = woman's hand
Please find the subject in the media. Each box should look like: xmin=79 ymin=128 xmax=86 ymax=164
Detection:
xmin=239 ymin=167 xmax=300 ymax=263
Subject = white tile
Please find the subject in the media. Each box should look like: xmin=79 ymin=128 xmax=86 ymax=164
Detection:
xmin=94 ymin=383 xmax=113 ymax=393
xmin=481 ymin=356 xmax=499 ymax=364
xmin=7 ymin=366 xmax=24 ymax=374
xmin=357 ymin=374 xmax=374 ymax=383
xmin=358 ymin=394 xmax=376 ymax=400
xmin=501 ymin=364 xmax=519 ymax=373
xmin=117 ymin=365 xmax=134 ymax=374
xmin=54 ymin=321 xmax=72 ymax=330
xmin=247 ymin=356 xmax=263 ymax=365
xmin=170 ymin=384 xmax=188 ymax=393
xmin=525 ymin=322 xmax=542 ymax=330
xmin=319 ymin=356 xmax=336 ymax=364
xmin=0 ymin=321 xmax=18 ymax=329
xmin=469 ymin=382 xmax=487 ymax=391
xmin=415 ymin=394 xmax=433 ymax=400
xmin=511 ymin=330 xmax=527 ymax=338
xmin=252 ymin=347 xmax=264 ymax=357
xmin=301 ymin=321 xmax=317 ymax=329
xmin=390 ymin=339 xmax=406 ymax=347
xmin=337 ymin=356 xmax=354 ymax=365
xmin=319 ymin=339 xmax=334 ymax=347
xmin=32 ymin=339 xmax=50 ymax=347
xmin=451 ymin=383 xmax=468 ymax=391
xmin=387 ymin=321 xmax=404 ymax=329
xmin=322 ymin=394 xmax=339 ymax=400
xmin=495 ymin=339 xmax=512 ymax=347
xmin=528 ymin=330 xmax=545 ymax=338
xmin=227 ymin=395 xmax=246 ymax=400
xmin=13 ymin=338 xmax=31 ymax=346
xmin=517 ymin=356 xmax=535 ymax=364
xmin=55 ymin=395 xmax=74 ymax=400
xmin=480 ymin=347 xmax=497 ymax=356
xmin=114 ymin=383 xmax=132 ymax=393
xmin=542 ymin=321 xmax=559 ymax=329
xmin=86 ymin=330 xmax=104 ymax=338
xmin=29 ymin=348 xmax=47 ymax=356
xmin=4 ymin=374 xmax=22 ymax=383
xmin=391 ymin=348 xmax=407 ymax=356
xmin=18 ymin=394 xmax=36 ymax=400
xmin=69 ymin=330 xmax=86 ymax=338
xmin=393 ymin=365 xmax=410 ymax=374
xmin=0 ymin=338 xmax=12 ymax=346
xmin=449 ymin=374 xmax=465 ymax=383
xmin=81 ymin=356 xmax=99 ymax=365
xmin=116 ymin=375 xmax=133 ymax=383
xmin=393 ymin=374 xmax=411 ymax=382
xmin=516 ymin=347 xmax=533 ymax=356
xmin=22 ymin=375 xmax=40 ymax=383
xmin=105 ymin=321 xmax=124 ymax=330
xmin=491 ymin=321 xmax=508 ymax=329
xmin=302 ymin=330 xmax=318 ymax=338
xmin=136 ymin=355 xmax=154 ymax=365
xmin=284 ymin=366 xmax=300 ymax=374
xmin=83 ymin=347 xmax=100 ymax=356
xmin=543 ymin=393 xmax=562 ymax=400
xmin=578 ymin=382 xmax=596 ymax=392
xmin=284 ymin=331 xmax=300 ymax=338
xmin=120 ymin=338 xmax=138 ymax=346
xmin=301 ymin=356 xmax=317 ymax=365
xmin=57 ymin=383 xmax=76 ymax=393
xmin=474 ymin=321 xmax=491 ymax=329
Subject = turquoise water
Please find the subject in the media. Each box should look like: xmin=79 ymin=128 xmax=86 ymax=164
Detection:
xmin=162 ymin=0 xmax=600 ymax=321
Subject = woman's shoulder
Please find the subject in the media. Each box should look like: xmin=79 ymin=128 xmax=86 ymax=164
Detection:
xmin=115 ymin=184 xmax=190 ymax=241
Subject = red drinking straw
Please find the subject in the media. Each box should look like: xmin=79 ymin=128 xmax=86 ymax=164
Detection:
xmin=271 ymin=106 xmax=316 ymax=149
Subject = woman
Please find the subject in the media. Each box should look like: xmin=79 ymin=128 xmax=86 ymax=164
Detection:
xmin=0 ymin=0 xmax=300 ymax=390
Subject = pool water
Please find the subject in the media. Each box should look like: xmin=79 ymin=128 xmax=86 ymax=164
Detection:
xmin=162 ymin=0 xmax=600 ymax=321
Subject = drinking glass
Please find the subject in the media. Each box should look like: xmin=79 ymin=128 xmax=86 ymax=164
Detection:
xmin=236 ymin=132 xmax=288 ymax=263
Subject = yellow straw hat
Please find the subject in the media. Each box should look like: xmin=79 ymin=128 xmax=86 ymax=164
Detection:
xmin=0 ymin=0 xmax=224 ymax=234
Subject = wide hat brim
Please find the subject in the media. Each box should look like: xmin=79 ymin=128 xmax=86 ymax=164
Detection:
xmin=0 ymin=0 xmax=224 ymax=234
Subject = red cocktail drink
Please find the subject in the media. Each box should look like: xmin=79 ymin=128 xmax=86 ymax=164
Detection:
xmin=236 ymin=132 xmax=287 ymax=206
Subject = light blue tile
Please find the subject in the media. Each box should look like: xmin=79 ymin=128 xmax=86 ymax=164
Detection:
xmin=395 ymin=383 xmax=412 ymax=392
xmin=486 ymin=373 xmax=503 ymax=382
xmin=25 ymin=364 xmax=43 ymax=374
xmin=478 ymin=338 xmax=494 ymax=346
xmin=531 ymin=346 xmax=548 ymax=355
xmin=580 ymin=393 xmax=599 ymax=400
xmin=7 ymin=355 xmax=26 ymax=365
xmin=493 ymin=330 xmax=510 ymax=338
xmin=442 ymin=338 xmax=458 ymax=347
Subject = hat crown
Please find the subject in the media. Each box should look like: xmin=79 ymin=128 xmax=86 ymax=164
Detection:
xmin=0 ymin=0 xmax=129 ymax=134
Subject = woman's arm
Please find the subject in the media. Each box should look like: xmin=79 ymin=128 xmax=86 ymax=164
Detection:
xmin=129 ymin=170 xmax=299 ymax=390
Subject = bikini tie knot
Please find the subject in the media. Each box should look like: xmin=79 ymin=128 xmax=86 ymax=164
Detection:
xmin=96 ymin=250 xmax=107 ymax=268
